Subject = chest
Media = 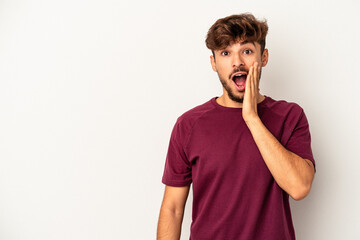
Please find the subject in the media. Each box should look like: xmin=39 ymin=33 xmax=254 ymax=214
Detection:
xmin=187 ymin=118 xmax=273 ymax=183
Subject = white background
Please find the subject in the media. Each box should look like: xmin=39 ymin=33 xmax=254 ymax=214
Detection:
xmin=0 ymin=0 xmax=359 ymax=239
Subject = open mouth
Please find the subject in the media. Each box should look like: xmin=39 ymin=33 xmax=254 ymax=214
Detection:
xmin=232 ymin=73 xmax=247 ymax=91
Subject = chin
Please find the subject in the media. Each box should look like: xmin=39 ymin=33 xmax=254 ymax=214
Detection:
xmin=228 ymin=91 xmax=244 ymax=103
xmin=219 ymin=76 xmax=245 ymax=103
xmin=230 ymin=96 xmax=244 ymax=103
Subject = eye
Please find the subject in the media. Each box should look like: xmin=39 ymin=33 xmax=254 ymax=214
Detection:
xmin=243 ymin=49 xmax=253 ymax=54
xmin=221 ymin=51 xmax=229 ymax=56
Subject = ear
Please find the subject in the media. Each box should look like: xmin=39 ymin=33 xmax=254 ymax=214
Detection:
xmin=210 ymin=55 xmax=217 ymax=72
xmin=261 ymin=49 xmax=269 ymax=67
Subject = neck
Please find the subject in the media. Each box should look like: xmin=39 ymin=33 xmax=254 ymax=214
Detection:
xmin=216 ymin=93 xmax=265 ymax=108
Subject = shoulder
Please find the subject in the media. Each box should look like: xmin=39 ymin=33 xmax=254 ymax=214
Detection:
xmin=263 ymin=96 xmax=306 ymax=126
xmin=169 ymin=98 xmax=216 ymax=145
xmin=170 ymin=98 xmax=216 ymax=139
xmin=264 ymin=96 xmax=304 ymax=114
xmin=176 ymin=98 xmax=217 ymax=126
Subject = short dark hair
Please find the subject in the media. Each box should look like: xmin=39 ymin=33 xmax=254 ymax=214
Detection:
xmin=205 ymin=13 xmax=268 ymax=54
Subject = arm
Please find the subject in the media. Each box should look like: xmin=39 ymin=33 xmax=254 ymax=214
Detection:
xmin=243 ymin=63 xmax=315 ymax=200
xmin=157 ymin=185 xmax=190 ymax=240
xmin=245 ymin=117 xmax=315 ymax=200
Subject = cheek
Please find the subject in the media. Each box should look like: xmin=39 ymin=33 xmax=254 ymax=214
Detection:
xmin=247 ymin=59 xmax=260 ymax=67
xmin=216 ymin=65 xmax=229 ymax=78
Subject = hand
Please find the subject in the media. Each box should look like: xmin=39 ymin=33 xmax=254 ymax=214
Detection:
xmin=242 ymin=62 xmax=260 ymax=123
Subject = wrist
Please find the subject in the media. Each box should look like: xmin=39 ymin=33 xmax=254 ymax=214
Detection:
xmin=244 ymin=115 xmax=262 ymax=129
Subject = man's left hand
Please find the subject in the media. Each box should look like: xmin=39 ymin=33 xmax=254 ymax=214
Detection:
xmin=242 ymin=62 xmax=260 ymax=123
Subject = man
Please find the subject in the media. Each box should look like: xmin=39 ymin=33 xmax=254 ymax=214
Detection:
xmin=157 ymin=13 xmax=315 ymax=240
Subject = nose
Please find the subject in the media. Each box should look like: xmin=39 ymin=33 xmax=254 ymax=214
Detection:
xmin=232 ymin=53 xmax=244 ymax=68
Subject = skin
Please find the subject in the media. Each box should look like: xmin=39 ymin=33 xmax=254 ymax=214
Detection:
xmin=157 ymin=185 xmax=190 ymax=240
xmin=157 ymin=40 xmax=315 ymax=240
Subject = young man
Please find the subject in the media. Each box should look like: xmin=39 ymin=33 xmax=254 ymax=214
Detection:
xmin=157 ymin=13 xmax=315 ymax=240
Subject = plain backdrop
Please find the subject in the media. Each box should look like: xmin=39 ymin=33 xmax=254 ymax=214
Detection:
xmin=0 ymin=0 xmax=359 ymax=239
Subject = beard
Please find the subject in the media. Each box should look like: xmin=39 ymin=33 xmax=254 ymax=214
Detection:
xmin=219 ymin=75 xmax=244 ymax=103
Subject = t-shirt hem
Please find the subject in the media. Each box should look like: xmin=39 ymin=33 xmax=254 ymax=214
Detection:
xmin=162 ymin=178 xmax=192 ymax=187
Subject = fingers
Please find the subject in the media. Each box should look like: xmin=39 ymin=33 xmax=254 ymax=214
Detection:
xmin=243 ymin=62 xmax=260 ymax=118
xmin=253 ymin=62 xmax=259 ymax=92
xmin=251 ymin=64 xmax=256 ymax=95
xmin=245 ymin=62 xmax=259 ymax=97
xmin=245 ymin=66 xmax=253 ymax=93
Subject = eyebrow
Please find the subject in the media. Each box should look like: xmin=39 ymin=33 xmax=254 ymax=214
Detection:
xmin=239 ymin=41 xmax=256 ymax=47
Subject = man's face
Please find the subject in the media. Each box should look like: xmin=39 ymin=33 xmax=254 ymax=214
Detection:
xmin=210 ymin=41 xmax=269 ymax=103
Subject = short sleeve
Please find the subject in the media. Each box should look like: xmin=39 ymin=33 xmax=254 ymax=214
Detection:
xmin=162 ymin=119 xmax=192 ymax=187
xmin=285 ymin=110 xmax=316 ymax=171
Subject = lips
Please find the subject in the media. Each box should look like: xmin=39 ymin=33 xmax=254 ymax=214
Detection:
xmin=231 ymin=72 xmax=247 ymax=91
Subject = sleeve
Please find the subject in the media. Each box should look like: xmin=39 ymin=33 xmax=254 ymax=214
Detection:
xmin=161 ymin=119 xmax=192 ymax=187
xmin=285 ymin=110 xmax=316 ymax=171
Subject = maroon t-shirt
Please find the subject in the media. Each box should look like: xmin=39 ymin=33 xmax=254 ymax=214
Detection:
xmin=162 ymin=96 xmax=315 ymax=240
